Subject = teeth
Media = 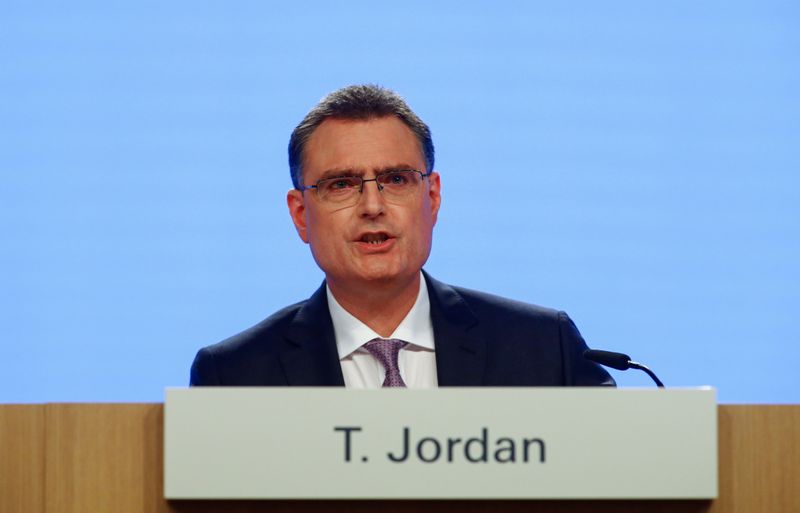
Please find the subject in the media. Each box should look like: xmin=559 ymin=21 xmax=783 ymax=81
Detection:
xmin=362 ymin=233 xmax=388 ymax=244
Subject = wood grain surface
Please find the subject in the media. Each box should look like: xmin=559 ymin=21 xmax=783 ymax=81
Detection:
xmin=713 ymin=405 xmax=799 ymax=513
xmin=44 ymin=403 xmax=167 ymax=513
xmin=0 ymin=404 xmax=45 ymax=513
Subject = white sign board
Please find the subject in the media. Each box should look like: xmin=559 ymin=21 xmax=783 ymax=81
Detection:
xmin=164 ymin=388 xmax=716 ymax=499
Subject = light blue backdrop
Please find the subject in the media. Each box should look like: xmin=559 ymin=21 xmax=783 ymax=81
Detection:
xmin=2 ymin=1 xmax=798 ymax=403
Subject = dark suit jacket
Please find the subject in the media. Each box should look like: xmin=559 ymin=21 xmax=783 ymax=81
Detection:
xmin=190 ymin=271 xmax=614 ymax=387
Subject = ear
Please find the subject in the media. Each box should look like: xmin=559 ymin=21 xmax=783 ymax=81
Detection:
xmin=427 ymin=171 xmax=442 ymax=225
xmin=287 ymin=189 xmax=310 ymax=243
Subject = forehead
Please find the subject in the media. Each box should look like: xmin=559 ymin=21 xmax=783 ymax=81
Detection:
xmin=303 ymin=116 xmax=425 ymax=180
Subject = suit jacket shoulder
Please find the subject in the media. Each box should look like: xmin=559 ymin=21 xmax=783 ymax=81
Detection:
xmin=425 ymin=274 xmax=614 ymax=387
xmin=190 ymin=284 xmax=344 ymax=386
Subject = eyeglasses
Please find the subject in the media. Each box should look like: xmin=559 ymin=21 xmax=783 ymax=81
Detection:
xmin=298 ymin=169 xmax=432 ymax=207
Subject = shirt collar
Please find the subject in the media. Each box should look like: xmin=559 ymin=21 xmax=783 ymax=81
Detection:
xmin=327 ymin=272 xmax=435 ymax=360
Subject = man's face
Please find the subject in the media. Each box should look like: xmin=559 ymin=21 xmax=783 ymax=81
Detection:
xmin=287 ymin=116 xmax=441 ymax=290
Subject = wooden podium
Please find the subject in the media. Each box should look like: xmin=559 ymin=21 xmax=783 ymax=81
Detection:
xmin=1 ymin=404 xmax=797 ymax=513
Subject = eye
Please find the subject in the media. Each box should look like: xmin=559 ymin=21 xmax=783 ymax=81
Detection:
xmin=380 ymin=171 xmax=412 ymax=187
xmin=321 ymin=176 xmax=360 ymax=193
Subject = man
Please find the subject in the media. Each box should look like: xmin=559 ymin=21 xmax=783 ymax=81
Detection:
xmin=190 ymin=85 xmax=613 ymax=388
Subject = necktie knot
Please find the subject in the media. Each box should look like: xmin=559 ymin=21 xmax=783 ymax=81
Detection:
xmin=363 ymin=338 xmax=407 ymax=388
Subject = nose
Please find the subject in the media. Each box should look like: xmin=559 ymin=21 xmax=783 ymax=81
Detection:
xmin=356 ymin=178 xmax=386 ymax=217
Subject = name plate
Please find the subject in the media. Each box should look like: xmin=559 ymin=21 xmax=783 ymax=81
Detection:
xmin=164 ymin=388 xmax=717 ymax=499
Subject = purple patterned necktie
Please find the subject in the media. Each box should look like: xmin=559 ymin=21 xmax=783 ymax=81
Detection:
xmin=363 ymin=338 xmax=408 ymax=388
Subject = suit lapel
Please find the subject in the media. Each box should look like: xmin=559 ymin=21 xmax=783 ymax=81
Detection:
xmin=277 ymin=274 xmax=485 ymax=387
xmin=279 ymin=282 xmax=345 ymax=386
xmin=424 ymin=271 xmax=487 ymax=386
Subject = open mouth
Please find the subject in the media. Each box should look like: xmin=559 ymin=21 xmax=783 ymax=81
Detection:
xmin=359 ymin=232 xmax=391 ymax=245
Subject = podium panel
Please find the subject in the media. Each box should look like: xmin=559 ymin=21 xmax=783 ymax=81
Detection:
xmin=165 ymin=388 xmax=717 ymax=499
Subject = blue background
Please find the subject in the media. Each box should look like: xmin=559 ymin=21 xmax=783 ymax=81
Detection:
xmin=2 ymin=1 xmax=798 ymax=403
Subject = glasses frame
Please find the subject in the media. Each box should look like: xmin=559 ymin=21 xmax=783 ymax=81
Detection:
xmin=297 ymin=169 xmax=433 ymax=202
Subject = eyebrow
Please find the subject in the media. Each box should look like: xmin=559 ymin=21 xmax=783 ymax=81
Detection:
xmin=316 ymin=164 xmax=419 ymax=181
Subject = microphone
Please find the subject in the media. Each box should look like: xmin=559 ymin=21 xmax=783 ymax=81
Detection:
xmin=584 ymin=349 xmax=665 ymax=388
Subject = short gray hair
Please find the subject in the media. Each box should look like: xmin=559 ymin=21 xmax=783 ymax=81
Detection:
xmin=288 ymin=84 xmax=435 ymax=188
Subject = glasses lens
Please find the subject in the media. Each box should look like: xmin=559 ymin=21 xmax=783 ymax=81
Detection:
xmin=314 ymin=171 xmax=425 ymax=206
xmin=377 ymin=170 xmax=422 ymax=197
xmin=317 ymin=176 xmax=361 ymax=203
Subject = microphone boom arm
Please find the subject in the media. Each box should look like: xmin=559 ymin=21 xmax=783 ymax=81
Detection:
xmin=627 ymin=361 xmax=665 ymax=388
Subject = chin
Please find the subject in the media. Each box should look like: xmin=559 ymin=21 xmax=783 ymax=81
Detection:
xmin=352 ymin=262 xmax=409 ymax=283
xmin=357 ymin=269 xmax=401 ymax=283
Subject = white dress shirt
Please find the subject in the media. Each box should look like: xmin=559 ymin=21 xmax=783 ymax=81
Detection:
xmin=326 ymin=273 xmax=438 ymax=388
